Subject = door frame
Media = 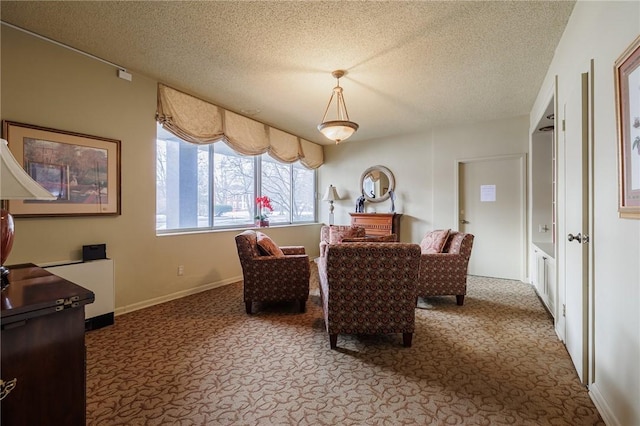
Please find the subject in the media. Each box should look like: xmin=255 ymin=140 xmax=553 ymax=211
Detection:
xmin=558 ymin=60 xmax=595 ymax=386
xmin=529 ymin=80 xmax=559 ymax=319
xmin=454 ymin=153 xmax=528 ymax=282
xmin=587 ymin=59 xmax=596 ymax=387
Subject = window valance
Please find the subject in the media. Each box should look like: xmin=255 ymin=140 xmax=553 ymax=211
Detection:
xmin=156 ymin=84 xmax=324 ymax=169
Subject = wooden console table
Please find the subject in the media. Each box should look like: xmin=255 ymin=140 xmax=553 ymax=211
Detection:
xmin=349 ymin=213 xmax=402 ymax=237
xmin=1 ymin=263 xmax=94 ymax=426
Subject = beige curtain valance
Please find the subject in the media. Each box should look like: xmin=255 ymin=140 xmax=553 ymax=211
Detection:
xmin=156 ymin=84 xmax=225 ymax=144
xmin=269 ymin=128 xmax=302 ymax=163
xmin=156 ymin=84 xmax=324 ymax=168
xmin=299 ymin=139 xmax=324 ymax=169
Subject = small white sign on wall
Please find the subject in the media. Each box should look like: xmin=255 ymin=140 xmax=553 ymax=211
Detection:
xmin=480 ymin=184 xmax=496 ymax=202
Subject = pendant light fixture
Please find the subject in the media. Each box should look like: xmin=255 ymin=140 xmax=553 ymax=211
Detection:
xmin=317 ymin=70 xmax=359 ymax=143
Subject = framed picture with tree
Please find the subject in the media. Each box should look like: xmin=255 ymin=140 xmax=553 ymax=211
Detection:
xmin=2 ymin=121 xmax=121 ymax=217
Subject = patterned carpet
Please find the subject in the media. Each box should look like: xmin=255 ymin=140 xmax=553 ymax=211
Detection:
xmin=86 ymin=262 xmax=603 ymax=425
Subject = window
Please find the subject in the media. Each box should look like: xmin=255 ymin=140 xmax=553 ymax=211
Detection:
xmin=261 ymin=154 xmax=290 ymax=225
xmin=292 ymin=162 xmax=315 ymax=222
xmin=156 ymin=125 xmax=316 ymax=232
xmin=213 ymin=143 xmax=255 ymax=227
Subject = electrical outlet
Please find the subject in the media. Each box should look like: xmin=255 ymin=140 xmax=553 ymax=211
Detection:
xmin=177 ymin=265 xmax=184 ymax=276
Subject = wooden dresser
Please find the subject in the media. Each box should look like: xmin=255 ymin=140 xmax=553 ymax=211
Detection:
xmin=1 ymin=264 xmax=94 ymax=426
xmin=349 ymin=213 xmax=402 ymax=237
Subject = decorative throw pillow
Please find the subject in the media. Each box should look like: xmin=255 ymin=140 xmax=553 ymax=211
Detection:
xmin=256 ymin=231 xmax=285 ymax=257
xmin=328 ymin=226 xmax=366 ymax=244
xmin=420 ymin=229 xmax=450 ymax=254
xmin=342 ymin=234 xmax=398 ymax=242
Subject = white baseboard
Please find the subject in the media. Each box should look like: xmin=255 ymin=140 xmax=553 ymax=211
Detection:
xmin=114 ymin=275 xmax=242 ymax=316
xmin=589 ymin=382 xmax=619 ymax=426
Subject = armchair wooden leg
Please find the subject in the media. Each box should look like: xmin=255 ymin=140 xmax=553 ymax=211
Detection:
xmin=403 ymin=332 xmax=413 ymax=347
xmin=245 ymin=301 xmax=252 ymax=315
xmin=300 ymin=299 xmax=306 ymax=313
xmin=456 ymin=295 xmax=465 ymax=306
xmin=329 ymin=334 xmax=338 ymax=349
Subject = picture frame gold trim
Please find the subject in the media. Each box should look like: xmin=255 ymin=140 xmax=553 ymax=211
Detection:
xmin=2 ymin=121 xmax=121 ymax=217
xmin=615 ymin=35 xmax=640 ymax=219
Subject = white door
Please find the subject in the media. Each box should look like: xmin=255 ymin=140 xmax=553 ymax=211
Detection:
xmin=458 ymin=155 xmax=526 ymax=280
xmin=562 ymin=71 xmax=590 ymax=385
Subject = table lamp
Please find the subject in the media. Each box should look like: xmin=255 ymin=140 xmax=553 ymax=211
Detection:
xmin=1 ymin=138 xmax=56 ymax=288
xmin=322 ymin=184 xmax=339 ymax=225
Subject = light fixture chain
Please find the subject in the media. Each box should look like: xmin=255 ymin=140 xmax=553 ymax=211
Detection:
xmin=321 ymin=91 xmax=336 ymax=123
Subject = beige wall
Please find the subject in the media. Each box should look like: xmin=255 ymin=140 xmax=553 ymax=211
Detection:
xmin=319 ymin=115 xmax=529 ymax=245
xmin=320 ymin=131 xmax=436 ymax=242
xmin=1 ymin=27 xmax=321 ymax=313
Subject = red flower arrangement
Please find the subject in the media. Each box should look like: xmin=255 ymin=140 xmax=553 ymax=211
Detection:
xmin=255 ymin=196 xmax=273 ymax=221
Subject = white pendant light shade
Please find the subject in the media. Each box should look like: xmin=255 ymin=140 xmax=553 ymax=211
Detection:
xmin=318 ymin=70 xmax=359 ymax=144
xmin=318 ymin=120 xmax=358 ymax=143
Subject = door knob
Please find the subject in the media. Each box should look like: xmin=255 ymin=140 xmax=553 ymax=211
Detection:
xmin=567 ymin=233 xmax=582 ymax=243
xmin=460 ymin=219 xmax=469 ymax=224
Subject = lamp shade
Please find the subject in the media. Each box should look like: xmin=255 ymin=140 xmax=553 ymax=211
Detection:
xmin=1 ymin=138 xmax=55 ymax=285
xmin=322 ymin=185 xmax=339 ymax=202
xmin=1 ymin=139 xmax=57 ymax=200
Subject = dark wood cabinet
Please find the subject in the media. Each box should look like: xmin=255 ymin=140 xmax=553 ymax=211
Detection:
xmin=1 ymin=264 xmax=94 ymax=426
xmin=349 ymin=213 xmax=402 ymax=237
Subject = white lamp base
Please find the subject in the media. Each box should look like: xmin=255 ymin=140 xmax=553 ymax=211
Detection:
xmin=328 ymin=201 xmax=335 ymax=225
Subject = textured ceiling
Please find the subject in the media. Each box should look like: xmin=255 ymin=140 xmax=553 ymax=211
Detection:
xmin=0 ymin=1 xmax=575 ymax=145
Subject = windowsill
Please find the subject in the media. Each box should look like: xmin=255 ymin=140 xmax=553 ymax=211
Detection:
xmin=156 ymin=222 xmax=320 ymax=237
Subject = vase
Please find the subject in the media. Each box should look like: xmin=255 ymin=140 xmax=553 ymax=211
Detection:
xmin=256 ymin=219 xmax=269 ymax=228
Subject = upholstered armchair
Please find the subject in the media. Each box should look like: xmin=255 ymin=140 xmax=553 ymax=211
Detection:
xmin=235 ymin=230 xmax=310 ymax=314
xmin=318 ymin=242 xmax=421 ymax=349
xmin=319 ymin=225 xmax=366 ymax=258
xmin=417 ymin=230 xmax=475 ymax=305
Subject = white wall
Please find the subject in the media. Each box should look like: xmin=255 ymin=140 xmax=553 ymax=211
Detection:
xmin=431 ymin=116 xmax=529 ymax=231
xmin=320 ymin=115 xmax=528 ymax=245
xmin=530 ymin=2 xmax=640 ymax=424
xmin=320 ymin=131 xmax=434 ymax=242
xmin=1 ymin=26 xmax=322 ymax=313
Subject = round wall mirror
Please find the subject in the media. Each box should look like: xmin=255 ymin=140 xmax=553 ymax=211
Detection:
xmin=360 ymin=165 xmax=395 ymax=202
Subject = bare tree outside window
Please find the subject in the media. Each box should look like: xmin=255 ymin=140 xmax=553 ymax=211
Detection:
xmin=156 ymin=124 xmax=315 ymax=232
xmin=213 ymin=143 xmax=254 ymax=226
xmin=293 ymin=163 xmax=315 ymax=221
xmin=261 ymin=154 xmax=291 ymax=224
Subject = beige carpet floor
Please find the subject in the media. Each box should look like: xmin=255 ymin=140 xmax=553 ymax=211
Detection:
xmin=86 ymin=263 xmax=603 ymax=425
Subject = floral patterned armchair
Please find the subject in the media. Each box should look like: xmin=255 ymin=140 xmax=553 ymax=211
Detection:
xmin=319 ymin=225 xmax=367 ymax=258
xmin=235 ymin=230 xmax=310 ymax=314
xmin=417 ymin=230 xmax=475 ymax=305
xmin=318 ymin=242 xmax=421 ymax=349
